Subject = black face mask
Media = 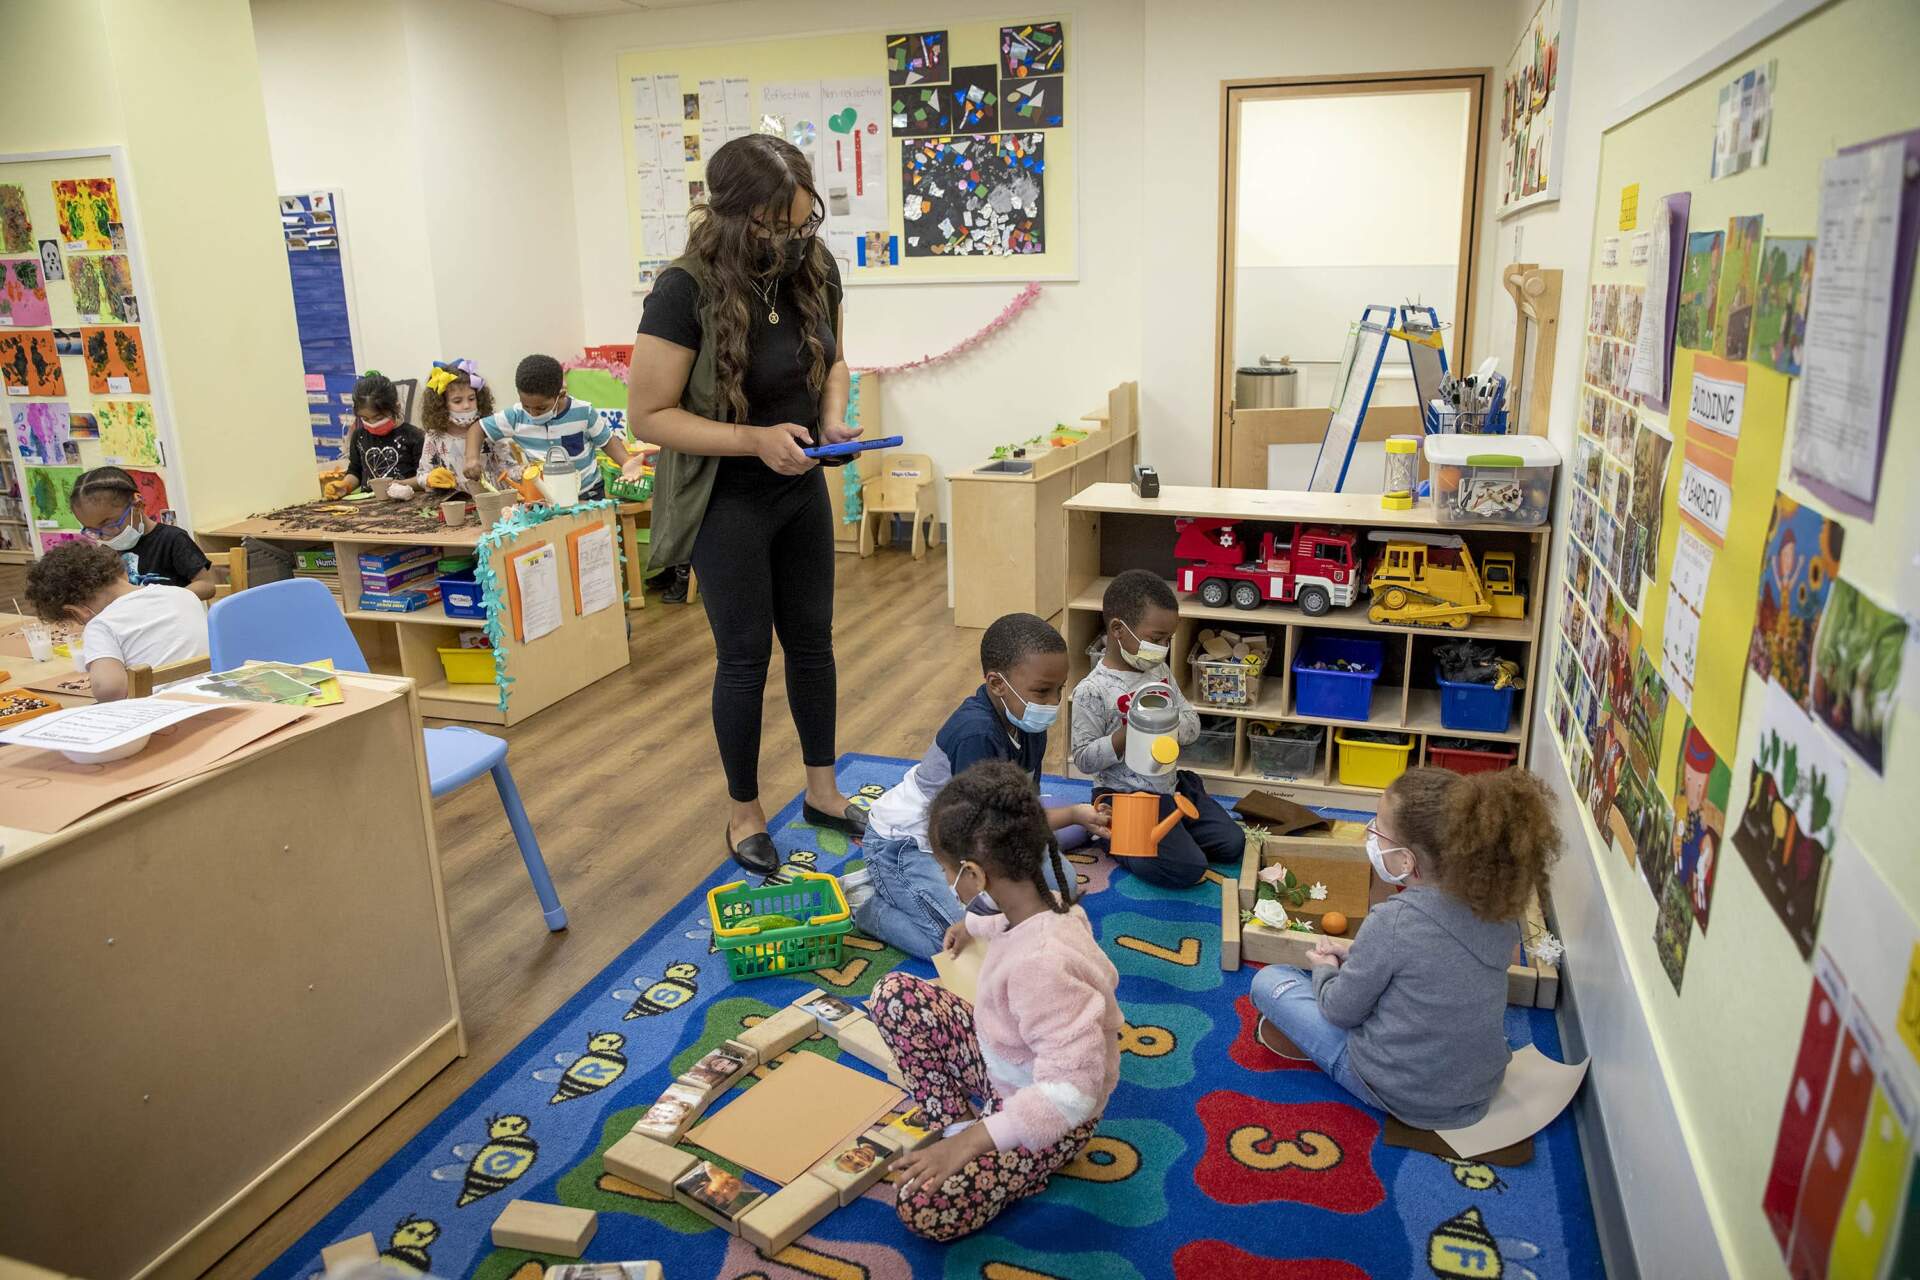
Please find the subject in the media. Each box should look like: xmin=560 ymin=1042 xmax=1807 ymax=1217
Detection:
xmin=760 ymin=238 xmax=808 ymax=277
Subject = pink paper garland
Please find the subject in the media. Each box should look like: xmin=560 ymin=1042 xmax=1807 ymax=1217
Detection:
xmin=563 ymin=282 xmax=1044 ymax=381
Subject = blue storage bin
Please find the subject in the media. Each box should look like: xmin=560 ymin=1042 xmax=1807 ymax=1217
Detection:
xmin=1435 ymin=675 xmax=1517 ymax=732
xmin=1292 ymin=635 xmax=1384 ymax=721
xmin=439 ymin=573 xmax=486 ymax=620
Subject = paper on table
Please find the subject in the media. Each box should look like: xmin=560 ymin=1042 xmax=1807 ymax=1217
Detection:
xmin=1791 ymin=136 xmax=1912 ymax=518
xmin=1435 ymin=1046 xmax=1590 ymax=1158
xmin=933 ymin=938 xmax=987 ymax=1004
xmin=0 ymin=697 xmax=223 ymax=753
xmin=686 ymin=1052 xmax=902 ymax=1184
xmin=723 ymin=77 xmax=751 ymax=128
xmin=510 ymin=542 xmax=563 ymax=643
xmin=630 ymin=75 xmax=657 ymax=122
xmin=568 ymin=524 xmax=619 ymax=617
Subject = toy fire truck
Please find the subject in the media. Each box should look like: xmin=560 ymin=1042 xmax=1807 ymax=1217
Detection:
xmin=1172 ymin=518 xmax=1361 ymax=615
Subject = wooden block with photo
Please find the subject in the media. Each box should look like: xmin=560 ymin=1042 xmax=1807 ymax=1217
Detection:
xmin=808 ymin=1131 xmax=896 ymax=1206
xmin=737 ymin=1005 xmax=818 ymax=1060
xmin=672 ymin=1159 xmax=767 ymax=1234
xmin=490 ymin=1200 xmax=597 ymax=1257
xmin=736 ymin=1172 xmax=841 ymax=1255
xmin=320 ymin=1233 xmax=378 ymax=1272
xmin=677 ymin=1041 xmax=755 ymax=1104
xmin=602 ymin=1131 xmax=699 ymax=1196
xmin=793 ymin=987 xmax=868 ymax=1036
xmin=630 ymin=1082 xmax=707 ymax=1143
xmin=880 ymin=1101 xmax=938 ymax=1151
xmin=544 ymin=1264 xmax=664 ymax=1280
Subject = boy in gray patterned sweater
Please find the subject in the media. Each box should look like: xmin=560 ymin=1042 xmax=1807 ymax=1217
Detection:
xmin=1070 ymin=570 xmax=1245 ymax=888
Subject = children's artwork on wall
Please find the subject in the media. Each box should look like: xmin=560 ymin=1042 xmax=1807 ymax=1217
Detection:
xmin=0 ymin=185 xmax=31 ymax=253
xmin=126 ymin=467 xmax=169 ymax=518
xmin=1000 ymin=20 xmax=1064 ymax=78
xmin=950 ymin=64 xmax=999 ymax=133
xmin=886 ymin=30 xmax=947 ymax=86
xmin=1652 ymin=871 xmax=1692 ymax=993
xmin=1671 ymin=720 xmax=1730 ymax=932
xmin=1629 ymin=424 xmax=1673 ymax=588
xmin=891 ymin=84 xmax=957 ymax=138
xmin=1675 ymin=230 xmax=1723 ymax=351
xmin=51 ymin=178 xmax=120 ymax=252
xmin=0 ymin=258 xmax=49 ymax=327
xmin=1733 ymin=680 xmax=1850 ymax=960
xmin=1747 ymin=492 xmax=1844 ymax=706
xmin=1002 ymin=75 xmax=1064 ymax=128
xmin=24 ymin=465 xmax=82 ymax=530
xmin=37 ymin=239 xmax=63 ymax=282
xmin=1497 ymin=0 xmax=1570 ymax=216
xmin=67 ymin=253 xmax=133 ymax=323
xmin=1752 ymin=236 xmax=1813 ymax=376
xmin=97 ymin=400 xmax=161 ymax=466
xmin=1809 ymin=578 xmax=1907 ymax=775
xmin=902 ymin=132 xmax=1045 ymax=257
xmin=1714 ymin=215 xmax=1763 ymax=360
xmin=11 ymin=401 xmax=71 ymax=465
xmin=0 ymin=329 xmax=65 ymax=396
xmin=80 ymin=325 xmax=148 ymax=394
xmin=66 ymin=410 xmax=97 ymax=439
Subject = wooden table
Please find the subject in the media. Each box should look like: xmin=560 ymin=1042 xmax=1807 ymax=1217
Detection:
xmin=0 ymin=612 xmax=87 ymax=706
xmin=0 ymin=673 xmax=463 ymax=1280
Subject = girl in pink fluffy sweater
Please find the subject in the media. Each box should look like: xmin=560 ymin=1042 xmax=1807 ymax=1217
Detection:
xmin=868 ymin=759 xmax=1122 ymax=1242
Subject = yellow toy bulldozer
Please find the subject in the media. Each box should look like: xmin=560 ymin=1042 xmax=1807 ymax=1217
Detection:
xmin=1365 ymin=531 xmax=1526 ymax=628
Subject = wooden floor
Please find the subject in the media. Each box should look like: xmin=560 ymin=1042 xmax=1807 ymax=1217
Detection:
xmin=108 ymin=548 xmax=1049 ymax=1277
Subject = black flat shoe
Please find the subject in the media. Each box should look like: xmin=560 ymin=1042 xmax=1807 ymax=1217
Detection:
xmin=802 ymin=801 xmax=869 ymax=836
xmin=726 ymin=828 xmax=780 ymax=876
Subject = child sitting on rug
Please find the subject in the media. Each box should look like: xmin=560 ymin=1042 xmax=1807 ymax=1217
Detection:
xmin=25 ymin=540 xmax=208 ymax=702
xmin=844 ymin=612 xmax=1107 ymax=959
xmin=1070 ymin=569 xmax=1244 ymax=888
xmin=464 ymin=353 xmax=645 ymax=500
xmin=1251 ymin=767 xmax=1561 ymax=1128
xmin=868 ymin=760 xmax=1122 ymax=1243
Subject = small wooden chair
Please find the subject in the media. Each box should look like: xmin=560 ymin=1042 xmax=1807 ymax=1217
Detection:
xmin=210 ymin=547 xmax=250 ymax=599
xmin=126 ymin=654 xmax=213 ymax=698
xmin=858 ymin=452 xmax=940 ymax=559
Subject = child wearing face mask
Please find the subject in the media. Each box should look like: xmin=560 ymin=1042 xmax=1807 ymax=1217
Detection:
xmin=846 ymin=613 xmax=1109 ymax=959
xmin=336 ymin=371 xmax=426 ymax=498
xmin=464 ymin=353 xmax=645 ymax=499
xmin=1250 ymin=767 xmax=1562 ymax=1129
xmin=418 ymin=358 xmax=507 ymax=485
xmin=68 ymin=466 xmax=215 ymax=599
xmin=1070 ymin=569 xmax=1244 ymax=888
xmin=24 ymin=540 xmax=208 ymax=702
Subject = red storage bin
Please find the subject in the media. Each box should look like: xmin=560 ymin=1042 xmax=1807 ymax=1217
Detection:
xmin=1428 ymin=741 xmax=1518 ymax=775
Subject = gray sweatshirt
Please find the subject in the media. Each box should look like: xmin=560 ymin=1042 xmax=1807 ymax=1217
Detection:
xmin=1312 ymin=885 xmax=1519 ymax=1129
xmin=1069 ymin=657 xmax=1200 ymax=793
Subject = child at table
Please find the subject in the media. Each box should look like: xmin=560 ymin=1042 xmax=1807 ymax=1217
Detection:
xmin=1069 ymin=569 xmax=1244 ymax=888
xmin=417 ymin=357 xmax=507 ymax=485
xmin=464 ymin=353 xmax=645 ymax=500
xmin=68 ymin=465 xmax=215 ymax=599
xmin=844 ymin=612 xmax=1107 ymax=957
xmin=335 ymin=371 xmax=425 ymax=498
xmin=1250 ymin=767 xmax=1561 ymax=1129
xmin=24 ymin=540 xmax=208 ymax=702
xmin=868 ymin=759 xmax=1122 ymax=1242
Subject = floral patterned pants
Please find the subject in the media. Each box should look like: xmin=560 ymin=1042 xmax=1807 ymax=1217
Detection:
xmin=867 ymin=971 xmax=1098 ymax=1242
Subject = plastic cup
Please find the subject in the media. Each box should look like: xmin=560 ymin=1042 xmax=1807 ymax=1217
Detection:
xmin=24 ymin=625 xmax=54 ymax=662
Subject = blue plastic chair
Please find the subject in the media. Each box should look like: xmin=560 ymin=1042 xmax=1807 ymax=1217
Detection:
xmin=208 ymin=578 xmax=567 ymax=930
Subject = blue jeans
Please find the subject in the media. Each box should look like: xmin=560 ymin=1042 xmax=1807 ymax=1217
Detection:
xmin=851 ymin=832 xmax=1071 ymax=961
xmin=1249 ymin=965 xmax=1385 ymax=1110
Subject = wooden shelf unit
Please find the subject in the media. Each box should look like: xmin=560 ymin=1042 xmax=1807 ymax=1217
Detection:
xmin=1062 ymin=482 xmax=1551 ymax=810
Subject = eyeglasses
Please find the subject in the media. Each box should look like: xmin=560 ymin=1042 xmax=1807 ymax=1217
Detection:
xmin=751 ymin=213 xmax=824 ymax=245
xmin=1365 ymin=820 xmax=1412 ymax=855
xmin=82 ymin=505 xmax=136 ymax=539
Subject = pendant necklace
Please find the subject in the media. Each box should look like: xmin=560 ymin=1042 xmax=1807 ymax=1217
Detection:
xmin=753 ymin=276 xmax=780 ymax=325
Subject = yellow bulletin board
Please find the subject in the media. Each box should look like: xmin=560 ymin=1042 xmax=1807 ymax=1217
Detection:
xmin=615 ymin=16 xmax=1076 ymax=288
xmin=1540 ymin=0 xmax=1920 ymax=1272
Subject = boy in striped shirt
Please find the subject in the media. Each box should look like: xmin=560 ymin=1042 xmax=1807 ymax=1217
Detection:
xmin=463 ymin=353 xmax=644 ymax=499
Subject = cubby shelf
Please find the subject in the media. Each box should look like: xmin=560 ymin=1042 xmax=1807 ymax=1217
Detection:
xmin=1069 ymin=575 xmax=1536 ymax=643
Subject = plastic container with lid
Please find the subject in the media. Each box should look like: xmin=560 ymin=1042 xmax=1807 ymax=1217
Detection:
xmin=1381 ymin=435 xmax=1420 ymax=511
xmin=1423 ymin=435 xmax=1560 ymax=526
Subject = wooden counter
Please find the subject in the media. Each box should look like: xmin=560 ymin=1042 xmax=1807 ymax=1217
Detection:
xmin=0 ymin=673 xmax=463 ymax=1280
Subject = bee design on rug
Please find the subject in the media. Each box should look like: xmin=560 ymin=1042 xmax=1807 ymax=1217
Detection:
xmin=377 ymin=1215 xmax=440 ymax=1274
xmin=618 ymin=961 xmax=700 ymax=1019
xmin=429 ymin=1114 xmax=538 ymax=1207
xmin=762 ymin=848 xmax=820 ymax=887
xmin=534 ymin=1031 xmax=629 ymax=1104
xmin=1442 ymin=1156 xmax=1508 ymax=1194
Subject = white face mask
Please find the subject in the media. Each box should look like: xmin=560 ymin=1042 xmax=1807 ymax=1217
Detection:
xmin=1120 ymin=620 xmax=1169 ymax=670
xmin=523 ymin=401 xmax=562 ymax=426
xmin=948 ymin=862 xmax=977 ymax=901
xmin=1367 ymin=831 xmax=1413 ymax=885
xmin=104 ymin=519 xmax=142 ymax=552
xmin=448 ymin=408 xmax=479 ymax=426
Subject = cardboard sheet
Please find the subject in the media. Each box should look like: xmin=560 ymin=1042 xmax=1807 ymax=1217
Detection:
xmin=1435 ymin=1045 xmax=1589 ymax=1158
xmin=933 ymin=938 xmax=988 ymax=1004
xmin=685 ymin=1051 xmax=901 ymax=1185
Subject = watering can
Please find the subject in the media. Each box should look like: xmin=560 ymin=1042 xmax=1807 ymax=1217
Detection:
xmin=1123 ymin=680 xmax=1182 ymax=778
xmin=1099 ymin=791 xmax=1200 ymax=859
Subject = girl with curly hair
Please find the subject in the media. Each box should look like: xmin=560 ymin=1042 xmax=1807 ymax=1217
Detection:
xmin=1251 ymin=766 xmax=1563 ymax=1128
xmin=417 ymin=358 xmax=507 ymax=487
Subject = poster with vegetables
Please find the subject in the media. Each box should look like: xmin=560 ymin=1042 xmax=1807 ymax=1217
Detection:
xmin=1733 ymin=680 xmax=1850 ymax=959
xmin=1810 ymin=578 xmax=1907 ymax=775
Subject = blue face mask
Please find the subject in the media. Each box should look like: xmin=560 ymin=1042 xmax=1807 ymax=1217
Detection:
xmin=993 ymin=675 xmax=1059 ymax=733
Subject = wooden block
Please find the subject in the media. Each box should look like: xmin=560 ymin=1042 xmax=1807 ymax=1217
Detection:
xmin=1534 ymin=960 xmax=1559 ymax=1010
xmin=880 ymin=1102 xmax=938 ymax=1150
xmin=835 ymin=1017 xmax=898 ymax=1075
xmin=320 ymin=1233 xmax=378 ymax=1272
xmin=491 ymin=1200 xmax=597 ymax=1257
xmin=1221 ymin=878 xmax=1241 ymax=971
xmin=1201 ymin=634 xmax=1231 ymax=658
xmin=794 ymin=988 xmax=867 ymax=1036
xmin=1506 ymin=964 xmax=1538 ymax=1006
xmin=738 ymin=1005 xmax=817 ymax=1059
xmin=807 ymin=1131 xmax=896 ymax=1206
xmin=1240 ymin=921 xmax=1314 ymax=969
xmin=1239 ymin=838 xmax=1260 ymax=912
xmin=603 ymin=1131 xmax=699 ymax=1196
xmin=737 ymin=1172 xmax=841 ymax=1254
xmin=631 ymin=1082 xmax=705 ymax=1142
xmin=676 ymin=1040 xmax=755 ymax=1104
xmin=544 ymin=1264 xmax=662 ymax=1280
xmin=673 ymin=1159 xmax=767 ymax=1234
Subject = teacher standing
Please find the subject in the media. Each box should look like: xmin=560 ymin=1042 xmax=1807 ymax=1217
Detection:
xmin=629 ymin=134 xmax=867 ymax=875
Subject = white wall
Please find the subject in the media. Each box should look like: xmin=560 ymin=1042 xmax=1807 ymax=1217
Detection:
xmin=559 ymin=0 xmax=1144 ymax=511
xmin=252 ymin=0 xmax=583 ymax=403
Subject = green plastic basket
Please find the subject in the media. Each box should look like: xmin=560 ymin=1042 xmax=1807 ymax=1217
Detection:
xmin=599 ymin=455 xmax=654 ymax=503
xmin=705 ymin=871 xmax=853 ymax=981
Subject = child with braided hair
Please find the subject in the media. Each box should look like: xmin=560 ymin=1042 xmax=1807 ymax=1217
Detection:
xmin=867 ymin=759 xmax=1122 ymax=1242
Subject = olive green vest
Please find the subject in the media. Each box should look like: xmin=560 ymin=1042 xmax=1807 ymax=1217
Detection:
xmin=645 ymin=249 xmax=836 ymax=573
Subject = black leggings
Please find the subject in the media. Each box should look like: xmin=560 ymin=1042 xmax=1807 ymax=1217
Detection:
xmin=690 ymin=469 xmax=837 ymax=802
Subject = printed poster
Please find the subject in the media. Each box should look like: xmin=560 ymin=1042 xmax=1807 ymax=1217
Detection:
xmin=1675 ymin=229 xmax=1723 ymax=352
xmin=1669 ymin=719 xmax=1730 ymax=932
xmin=1809 ymin=578 xmax=1907 ymax=775
xmin=1732 ymin=681 xmax=1850 ymax=960
xmin=1747 ymin=492 xmax=1845 ymax=706
xmin=1753 ymin=236 xmax=1814 ymax=376
xmin=1714 ymin=214 xmax=1763 ymax=360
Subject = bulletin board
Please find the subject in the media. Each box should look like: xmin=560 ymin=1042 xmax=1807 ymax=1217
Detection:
xmin=279 ymin=188 xmax=361 ymax=468
xmin=1538 ymin=0 xmax=1920 ymax=1271
xmin=614 ymin=16 xmax=1076 ymax=288
xmin=0 ymin=147 xmax=184 ymax=557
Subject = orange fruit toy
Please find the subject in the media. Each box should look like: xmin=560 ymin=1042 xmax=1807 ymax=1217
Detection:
xmin=1320 ymin=911 xmax=1348 ymax=937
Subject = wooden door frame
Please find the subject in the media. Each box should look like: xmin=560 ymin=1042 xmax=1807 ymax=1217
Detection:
xmin=1211 ymin=68 xmax=1491 ymax=484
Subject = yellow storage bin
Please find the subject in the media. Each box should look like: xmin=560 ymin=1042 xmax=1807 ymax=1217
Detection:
xmin=1336 ymin=731 xmax=1415 ymax=789
xmin=436 ymin=646 xmax=496 ymax=685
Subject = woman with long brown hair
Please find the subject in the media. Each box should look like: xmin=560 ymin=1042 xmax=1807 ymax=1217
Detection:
xmin=629 ymin=134 xmax=866 ymax=874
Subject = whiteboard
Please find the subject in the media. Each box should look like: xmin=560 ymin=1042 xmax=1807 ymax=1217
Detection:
xmin=1309 ymin=318 xmax=1391 ymax=492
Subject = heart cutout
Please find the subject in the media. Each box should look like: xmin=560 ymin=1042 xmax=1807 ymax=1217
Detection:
xmin=828 ymin=107 xmax=858 ymax=133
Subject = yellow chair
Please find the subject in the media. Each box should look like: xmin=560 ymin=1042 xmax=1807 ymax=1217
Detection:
xmin=858 ymin=452 xmax=940 ymax=560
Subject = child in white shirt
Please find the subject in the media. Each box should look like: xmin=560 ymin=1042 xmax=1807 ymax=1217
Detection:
xmin=25 ymin=540 xmax=207 ymax=701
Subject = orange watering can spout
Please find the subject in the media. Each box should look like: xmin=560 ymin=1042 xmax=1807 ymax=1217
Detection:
xmin=1150 ymin=794 xmax=1200 ymax=846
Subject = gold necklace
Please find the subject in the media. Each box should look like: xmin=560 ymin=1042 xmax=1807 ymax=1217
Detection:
xmin=753 ymin=276 xmax=779 ymax=325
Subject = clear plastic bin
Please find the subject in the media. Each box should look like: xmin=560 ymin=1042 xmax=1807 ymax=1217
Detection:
xmin=1185 ymin=718 xmax=1237 ymax=771
xmin=1424 ymin=435 xmax=1560 ymax=527
xmin=1249 ymin=725 xmax=1322 ymax=780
